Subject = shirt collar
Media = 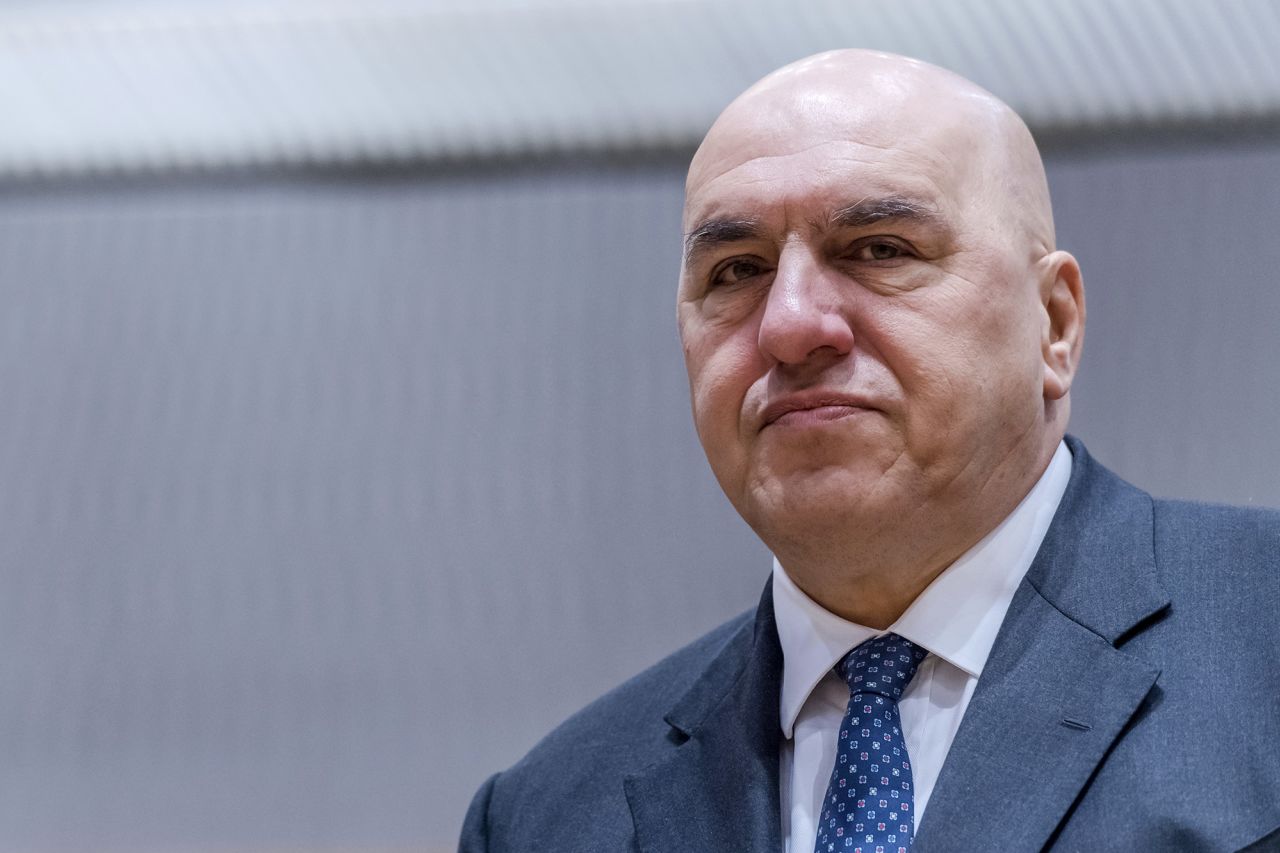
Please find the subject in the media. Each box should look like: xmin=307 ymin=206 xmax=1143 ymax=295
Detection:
xmin=773 ymin=441 xmax=1073 ymax=738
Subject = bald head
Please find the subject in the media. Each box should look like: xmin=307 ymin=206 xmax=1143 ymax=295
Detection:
xmin=687 ymin=50 xmax=1056 ymax=255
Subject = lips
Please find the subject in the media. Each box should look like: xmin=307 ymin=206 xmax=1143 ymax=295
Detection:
xmin=760 ymin=393 xmax=878 ymax=428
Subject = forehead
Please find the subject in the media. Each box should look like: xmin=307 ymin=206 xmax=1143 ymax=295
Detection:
xmin=684 ymin=141 xmax=959 ymax=234
xmin=683 ymin=90 xmax=990 ymax=235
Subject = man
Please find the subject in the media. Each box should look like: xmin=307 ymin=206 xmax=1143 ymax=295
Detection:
xmin=460 ymin=50 xmax=1280 ymax=852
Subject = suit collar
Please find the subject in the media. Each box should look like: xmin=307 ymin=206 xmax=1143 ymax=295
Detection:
xmin=914 ymin=436 xmax=1171 ymax=852
xmin=1023 ymin=435 xmax=1170 ymax=644
xmin=625 ymin=584 xmax=783 ymax=853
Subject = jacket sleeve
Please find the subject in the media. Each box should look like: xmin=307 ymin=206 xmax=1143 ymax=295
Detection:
xmin=458 ymin=772 xmax=499 ymax=853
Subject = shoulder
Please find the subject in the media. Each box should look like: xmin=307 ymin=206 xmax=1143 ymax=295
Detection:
xmin=1150 ymin=497 xmax=1280 ymax=627
xmin=1153 ymin=496 xmax=1280 ymax=555
xmin=1045 ymin=437 xmax=1279 ymax=661
xmin=508 ymin=607 xmax=754 ymax=778
xmin=1061 ymin=437 xmax=1280 ymax=590
xmin=461 ymin=606 xmax=757 ymax=852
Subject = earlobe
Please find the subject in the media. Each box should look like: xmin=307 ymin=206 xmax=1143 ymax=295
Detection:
xmin=1040 ymin=251 xmax=1085 ymax=401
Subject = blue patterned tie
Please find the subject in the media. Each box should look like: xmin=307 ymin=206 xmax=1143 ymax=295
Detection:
xmin=813 ymin=633 xmax=929 ymax=853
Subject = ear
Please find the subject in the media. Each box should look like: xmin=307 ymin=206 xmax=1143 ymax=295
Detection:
xmin=1039 ymin=250 xmax=1085 ymax=401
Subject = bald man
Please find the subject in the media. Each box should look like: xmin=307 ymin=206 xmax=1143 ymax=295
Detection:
xmin=459 ymin=51 xmax=1280 ymax=852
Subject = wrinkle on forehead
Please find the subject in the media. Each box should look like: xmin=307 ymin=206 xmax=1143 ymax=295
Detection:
xmin=684 ymin=141 xmax=957 ymax=245
xmin=685 ymin=49 xmax=1056 ymax=254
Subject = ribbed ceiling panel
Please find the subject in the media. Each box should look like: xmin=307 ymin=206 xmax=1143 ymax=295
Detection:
xmin=1 ymin=0 xmax=1278 ymax=177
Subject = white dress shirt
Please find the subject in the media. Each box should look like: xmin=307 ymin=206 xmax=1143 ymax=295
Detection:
xmin=774 ymin=441 xmax=1072 ymax=853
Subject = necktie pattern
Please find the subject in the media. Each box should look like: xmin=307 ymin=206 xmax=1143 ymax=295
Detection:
xmin=814 ymin=633 xmax=928 ymax=853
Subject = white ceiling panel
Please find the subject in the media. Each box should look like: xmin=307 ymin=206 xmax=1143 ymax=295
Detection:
xmin=1 ymin=0 xmax=1278 ymax=176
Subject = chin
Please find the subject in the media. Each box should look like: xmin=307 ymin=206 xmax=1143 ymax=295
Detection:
xmin=742 ymin=461 xmax=906 ymax=537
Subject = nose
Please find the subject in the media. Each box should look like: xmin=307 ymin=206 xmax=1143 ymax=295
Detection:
xmin=757 ymin=246 xmax=855 ymax=366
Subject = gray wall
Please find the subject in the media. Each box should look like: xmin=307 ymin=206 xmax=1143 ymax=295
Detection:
xmin=0 ymin=135 xmax=1276 ymax=850
xmin=1051 ymin=140 xmax=1280 ymax=505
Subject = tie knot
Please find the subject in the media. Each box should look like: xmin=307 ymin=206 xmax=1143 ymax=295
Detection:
xmin=836 ymin=633 xmax=928 ymax=700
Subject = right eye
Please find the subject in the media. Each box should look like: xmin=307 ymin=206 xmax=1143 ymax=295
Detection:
xmin=711 ymin=258 xmax=770 ymax=287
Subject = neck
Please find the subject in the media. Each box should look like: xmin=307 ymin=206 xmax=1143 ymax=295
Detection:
xmin=774 ymin=530 xmax=974 ymax=629
xmin=770 ymin=435 xmax=1064 ymax=629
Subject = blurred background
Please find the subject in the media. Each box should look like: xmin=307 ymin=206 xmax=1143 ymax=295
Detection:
xmin=0 ymin=0 xmax=1277 ymax=849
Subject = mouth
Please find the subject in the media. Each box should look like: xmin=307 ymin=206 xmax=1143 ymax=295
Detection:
xmin=760 ymin=396 xmax=878 ymax=429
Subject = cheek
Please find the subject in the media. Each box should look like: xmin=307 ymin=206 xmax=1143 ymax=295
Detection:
xmin=683 ymin=342 xmax=766 ymax=496
xmin=686 ymin=342 xmax=764 ymax=505
xmin=690 ymin=341 xmax=763 ymax=443
xmin=976 ymin=283 xmax=1051 ymax=384
xmin=878 ymin=285 xmax=1040 ymax=429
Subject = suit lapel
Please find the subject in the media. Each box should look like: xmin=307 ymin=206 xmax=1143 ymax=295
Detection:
xmin=624 ymin=585 xmax=783 ymax=853
xmin=912 ymin=585 xmax=1162 ymax=851
xmin=915 ymin=437 xmax=1171 ymax=852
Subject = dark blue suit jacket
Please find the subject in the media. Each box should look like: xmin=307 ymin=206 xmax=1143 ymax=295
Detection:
xmin=460 ymin=438 xmax=1280 ymax=851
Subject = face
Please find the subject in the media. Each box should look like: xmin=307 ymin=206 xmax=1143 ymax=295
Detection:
xmin=677 ymin=78 xmax=1055 ymax=548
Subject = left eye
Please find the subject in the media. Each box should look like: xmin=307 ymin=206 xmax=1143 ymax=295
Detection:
xmin=851 ymin=241 xmax=908 ymax=261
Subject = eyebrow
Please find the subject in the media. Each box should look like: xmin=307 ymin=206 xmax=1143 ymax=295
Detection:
xmin=829 ymin=196 xmax=948 ymax=231
xmin=682 ymin=217 xmax=763 ymax=266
